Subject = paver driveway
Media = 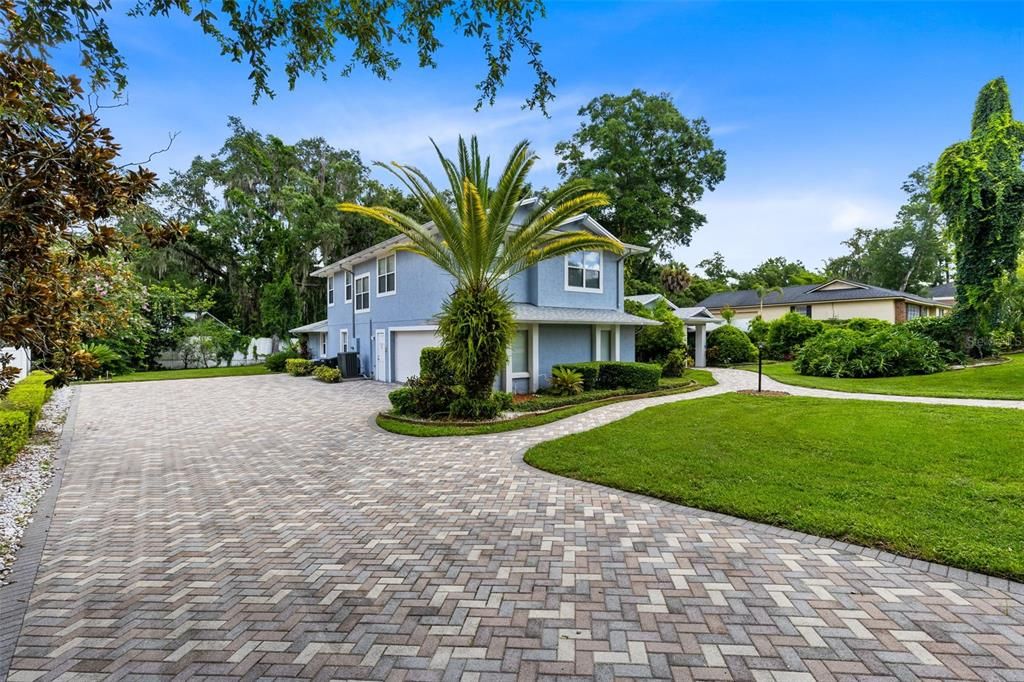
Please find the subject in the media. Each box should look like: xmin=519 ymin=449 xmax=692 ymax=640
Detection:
xmin=5 ymin=374 xmax=1024 ymax=680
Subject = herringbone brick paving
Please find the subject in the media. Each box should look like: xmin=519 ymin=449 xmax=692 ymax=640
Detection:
xmin=5 ymin=374 xmax=1023 ymax=680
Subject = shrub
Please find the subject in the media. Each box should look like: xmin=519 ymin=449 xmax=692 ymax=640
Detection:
xmin=836 ymin=317 xmax=891 ymax=334
xmin=549 ymin=367 xmax=584 ymax=396
xmin=903 ymin=315 xmax=969 ymax=363
xmin=419 ymin=346 xmax=456 ymax=384
xmin=706 ymin=326 xmax=757 ymax=365
xmin=0 ymin=410 xmax=29 ymax=467
xmin=795 ymin=326 xmax=946 ymax=378
xmin=553 ymin=362 xmax=601 ymax=391
xmin=265 ymin=349 xmax=300 ymax=372
xmin=3 ymin=376 xmax=49 ymax=430
xmin=388 ymin=387 xmax=417 ymax=415
xmin=312 ymin=366 xmax=342 ymax=383
xmin=449 ymin=395 xmax=503 ymax=420
xmin=596 ymin=361 xmax=662 ymax=391
xmin=285 ymin=358 xmax=314 ymax=376
xmin=746 ymin=316 xmax=770 ymax=347
xmin=493 ymin=391 xmax=514 ymax=411
xmin=80 ymin=342 xmax=123 ymax=377
xmin=661 ymin=348 xmax=689 ymax=378
xmin=765 ymin=312 xmax=824 ymax=358
xmin=626 ymin=300 xmax=686 ymax=362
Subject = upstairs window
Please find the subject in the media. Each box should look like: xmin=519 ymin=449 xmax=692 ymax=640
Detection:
xmin=377 ymin=254 xmax=396 ymax=296
xmin=327 ymin=274 xmax=335 ymax=306
xmin=344 ymin=271 xmax=353 ymax=303
xmin=566 ymin=251 xmax=602 ymax=291
xmin=354 ymin=274 xmax=370 ymax=312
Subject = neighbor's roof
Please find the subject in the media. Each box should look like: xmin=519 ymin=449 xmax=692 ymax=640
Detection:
xmin=929 ymin=282 xmax=956 ymax=299
xmin=510 ymin=303 xmax=661 ymax=326
xmin=289 ymin=320 xmax=328 ymax=334
xmin=625 ymin=293 xmax=678 ymax=310
xmin=699 ymin=279 xmax=951 ymax=310
xmin=311 ymin=198 xmax=647 ymax=278
xmin=675 ymin=306 xmax=722 ymax=324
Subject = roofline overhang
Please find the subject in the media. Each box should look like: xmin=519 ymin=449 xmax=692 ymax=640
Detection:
xmin=704 ymin=296 xmax=955 ymax=312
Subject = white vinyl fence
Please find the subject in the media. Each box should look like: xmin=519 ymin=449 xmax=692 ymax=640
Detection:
xmin=1 ymin=346 xmax=32 ymax=381
xmin=155 ymin=336 xmax=286 ymax=369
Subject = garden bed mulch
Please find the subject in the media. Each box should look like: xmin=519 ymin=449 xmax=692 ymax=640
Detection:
xmin=736 ymin=389 xmax=790 ymax=397
xmin=0 ymin=387 xmax=72 ymax=586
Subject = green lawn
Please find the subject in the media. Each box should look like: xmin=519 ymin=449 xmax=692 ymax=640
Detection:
xmin=376 ymin=370 xmax=716 ymax=437
xmin=757 ymin=354 xmax=1024 ymax=400
xmin=526 ymin=393 xmax=1024 ymax=580
xmin=88 ymin=364 xmax=271 ymax=383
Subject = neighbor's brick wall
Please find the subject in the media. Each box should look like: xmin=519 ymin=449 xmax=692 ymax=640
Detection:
xmin=894 ymin=300 xmax=907 ymax=324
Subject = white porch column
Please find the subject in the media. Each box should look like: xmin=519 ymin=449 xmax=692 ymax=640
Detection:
xmin=613 ymin=325 xmax=620 ymax=361
xmin=694 ymin=323 xmax=707 ymax=368
xmin=529 ymin=324 xmax=540 ymax=393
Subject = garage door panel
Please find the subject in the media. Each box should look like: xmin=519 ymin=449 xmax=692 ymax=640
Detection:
xmin=393 ymin=330 xmax=441 ymax=382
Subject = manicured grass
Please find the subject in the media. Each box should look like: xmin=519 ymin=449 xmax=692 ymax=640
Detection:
xmin=376 ymin=370 xmax=716 ymax=437
xmin=757 ymin=354 xmax=1023 ymax=400
xmin=526 ymin=393 xmax=1024 ymax=580
xmin=88 ymin=364 xmax=271 ymax=383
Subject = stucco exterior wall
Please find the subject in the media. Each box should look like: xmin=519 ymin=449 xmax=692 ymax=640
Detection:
xmin=812 ymin=299 xmax=897 ymax=323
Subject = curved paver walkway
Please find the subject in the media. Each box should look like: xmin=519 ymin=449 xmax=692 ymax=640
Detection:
xmin=712 ymin=367 xmax=1024 ymax=409
xmin=4 ymin=374 xmax=1023 ymax=680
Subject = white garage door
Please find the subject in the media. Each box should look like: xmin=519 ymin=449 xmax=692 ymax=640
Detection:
xmin=393 ymin=329 xmax=441 ymax=382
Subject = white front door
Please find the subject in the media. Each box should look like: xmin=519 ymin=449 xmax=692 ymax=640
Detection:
xmin=374 ymin=330 xmax=387 ymax=382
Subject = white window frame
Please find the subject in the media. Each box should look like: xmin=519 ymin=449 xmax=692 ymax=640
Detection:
xmin=906 ymin=303 xmax=922 ymax=320
xmin=327 ymin=274 xmax=335 ymax=307
xmin=593 ymin=325 xmax=616 ymax=362
xmin=377 ymin=253 xmax=397 ymax=297
xmin=344 ymin=271 xmax=353 ymax=303
xmin=340 ymin=329 xmax=349 ymax=352
xmin=354 ymin=274 xmax=371 ymax=313
xmin=565 ymin=251 xmax=603 ymax=293
xmin=509 ymin=328 xmax=530 ymax=379
xmin=320 ymin=333 xmax=327 ymax=357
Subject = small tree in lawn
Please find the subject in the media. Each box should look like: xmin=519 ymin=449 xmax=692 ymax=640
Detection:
xmin=933 ymin=77 xmax=1024 ymax=353
xmin=340 ymin=137 xmax=622 ymax=407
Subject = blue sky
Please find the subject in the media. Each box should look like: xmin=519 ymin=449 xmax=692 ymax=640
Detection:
xmin=59 ymin=1 xmax=1023 ymax=273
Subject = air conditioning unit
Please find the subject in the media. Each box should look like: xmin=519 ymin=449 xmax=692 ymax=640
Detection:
xmin=338 ymin=351 xmax=360 ymax=379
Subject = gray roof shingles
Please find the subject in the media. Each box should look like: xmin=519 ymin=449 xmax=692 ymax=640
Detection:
xmin=698 ymin=281 xmax=946 ymax=309
xmin=510 ymin=303 xmax=661 ymax=326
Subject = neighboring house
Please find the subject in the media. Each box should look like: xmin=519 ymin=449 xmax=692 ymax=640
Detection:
xmin=623 ymin=296 xmax=722 ymax=368
xmin=1 ymin=346 xmax=31 ymax=381
xmin=624 ymin=293 xmax=677 ymax=310
xmin=699 ymin=279 xmax=953 ymax=331
xmin=309 ymin=200 xmax=659 ymax=392
xmin=929 ymin=282 xmax=957 ymax=306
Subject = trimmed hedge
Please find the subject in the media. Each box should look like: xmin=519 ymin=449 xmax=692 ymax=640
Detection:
xmin=0 ymin=371 xmax=53 ymax=467
xmin=552 ymin=362 xmax=601 ymax=390
xmin=552 ymin=361 xmax=661 ymax=391
xmin=0 ymin=410 xmax=29 ymax=467
xmin=595 ymin=361 xmax=662 ymax=391
xmin=285 ymin=358 xmax=314 ymax=376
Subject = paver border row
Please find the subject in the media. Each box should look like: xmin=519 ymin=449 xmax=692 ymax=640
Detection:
xmin=0 ymin=388 xmax=80 ymax=679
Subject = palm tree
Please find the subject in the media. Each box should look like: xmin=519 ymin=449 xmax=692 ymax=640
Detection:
xmin=339 ymin=136 xmax=623 ymax=401
xmin=754 ymin=284 xmax=784 ymax=317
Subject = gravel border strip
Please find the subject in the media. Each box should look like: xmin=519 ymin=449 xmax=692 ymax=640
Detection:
xmin=0 ymin=388 xmax=79 ymax=680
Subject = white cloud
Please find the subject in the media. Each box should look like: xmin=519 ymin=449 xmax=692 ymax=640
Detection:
xmin=671 ymin=186 xmax=898 ymax=273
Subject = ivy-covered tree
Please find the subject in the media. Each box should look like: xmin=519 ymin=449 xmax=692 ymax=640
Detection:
xmin=3 ymin=0 xmax=554 ymax=112
xmin=555 ymin=90 xmax=727 ymax=264
xmin=933 ymin=77 xmax=1024 ymax=343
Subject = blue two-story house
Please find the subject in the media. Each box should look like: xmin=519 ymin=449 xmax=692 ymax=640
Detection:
xmin=290 ymin=200 xmax=659 ymax=393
